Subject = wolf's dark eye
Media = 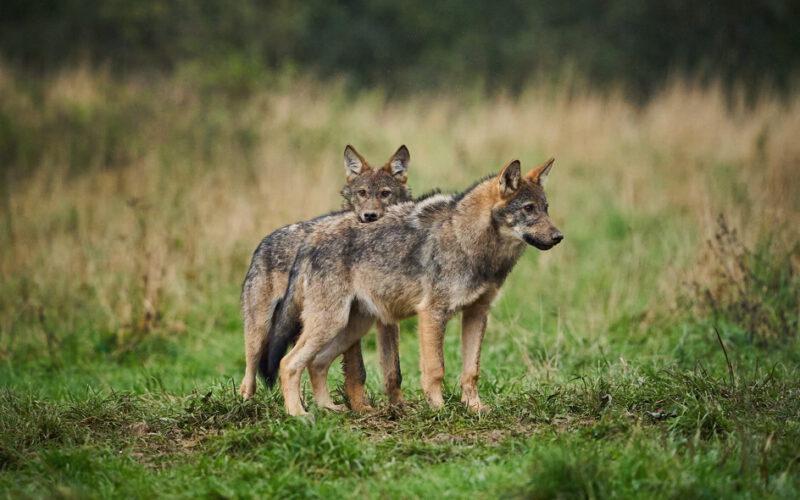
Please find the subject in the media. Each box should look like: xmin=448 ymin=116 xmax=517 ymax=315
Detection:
xmin=523 ymin=204 xmax=535 ymax=213
xmin=380 ymin=190 xmax=392 ymax=198
xmin=357 ymin=189 xmax=368 ymax=197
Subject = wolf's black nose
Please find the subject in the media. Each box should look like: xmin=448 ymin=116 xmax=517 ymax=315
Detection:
xmin=362 ymin=212 xmax=379 ymax=222
xmin=551 ymin=231 xmax=564 ymax=243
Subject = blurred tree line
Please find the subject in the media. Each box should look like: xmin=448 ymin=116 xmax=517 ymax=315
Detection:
xmin=1 ymin=0 xmax=799 ymax=98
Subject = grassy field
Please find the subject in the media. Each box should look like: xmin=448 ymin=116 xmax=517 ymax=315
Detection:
xmin=1 ymin=65 xmax=799 ymax=498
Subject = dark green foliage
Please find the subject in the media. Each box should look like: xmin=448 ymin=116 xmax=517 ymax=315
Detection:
xmin=2 ymin=1 xmax=799 ymax=98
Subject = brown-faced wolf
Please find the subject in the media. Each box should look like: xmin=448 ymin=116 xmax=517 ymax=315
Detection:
xmin=239 ymin=145 xmax=411 ymax=410
xmin=263 ymin=158 xmax=563 ymax=416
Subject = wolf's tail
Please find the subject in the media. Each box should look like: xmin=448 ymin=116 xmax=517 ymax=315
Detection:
xmin=259 ymin=262 xmax=304 ymax=387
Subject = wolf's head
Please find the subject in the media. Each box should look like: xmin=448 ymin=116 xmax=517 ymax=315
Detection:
xmin=340 ymin=145 xmax=412 ymax=223
xmin=491 ymin=158 xmax=563 ymax=250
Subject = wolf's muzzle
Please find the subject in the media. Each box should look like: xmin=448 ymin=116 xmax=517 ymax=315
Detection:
xmin=361 ymin=212 xmax=379 ymax=222
xmin=524 ymin=230 xmax=563 ymax=250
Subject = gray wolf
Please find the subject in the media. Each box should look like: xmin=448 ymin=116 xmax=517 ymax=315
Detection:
xmin=239 ymin=145 xmax=411 ymax=410
xmin=263 ymin=158 xmax=563 ymax=416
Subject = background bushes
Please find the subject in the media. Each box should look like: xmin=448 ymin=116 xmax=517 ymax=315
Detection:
xmin=3 ymin=0 xmax=799 ymax=98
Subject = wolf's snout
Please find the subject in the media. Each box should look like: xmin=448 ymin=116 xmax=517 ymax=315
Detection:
xmin=361 ymin=211 xmax=379 ymax=222
xmin=551 ymin=230 xmax=564 ymax=244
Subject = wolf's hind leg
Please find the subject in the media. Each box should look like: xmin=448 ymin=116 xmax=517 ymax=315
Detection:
xmin=307 ymin=344 xmax=348 ymax=412
xmin=308 ymin=313 xmax=373 ymax=412
xmin=377 ymin=322 xmax=403 ymax=405
xmin=240 ymin=292 xmax=276 ymax=399
xmin=280 ymin=300 xmax=351 ymax=416
xmin=308 ymin=356 xmax=347 ymax=413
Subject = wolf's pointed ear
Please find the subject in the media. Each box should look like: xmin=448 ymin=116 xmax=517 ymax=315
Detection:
xmin=383 ymin=145 xmax=410 ymax=183
xmin=498 ymin=159 xmax=522 ymax=198
xmin=525 ymin=157 xmax=555 ymax=186
xmin=344 ymin=145 xmax=370 ymax=181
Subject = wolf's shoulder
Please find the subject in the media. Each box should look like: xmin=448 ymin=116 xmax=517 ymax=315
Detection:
xmin=405 ymin=193 xmax=457 ymax=228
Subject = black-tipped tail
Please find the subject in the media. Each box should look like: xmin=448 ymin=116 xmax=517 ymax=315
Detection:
xmin=257 ymin=298 xmax=280 ymax=386
xmin=259 ymin=284 xmax=303 ymax=387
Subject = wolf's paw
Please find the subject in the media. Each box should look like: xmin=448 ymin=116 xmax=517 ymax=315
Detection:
xmin=239 ymin=381 xmax=255 ymax=400
xmin=387 ymin=391 xmax=405 ymax=407
xmin=286 ymin=405 xmax=309 ymax=417
xmin=352 ymin=404 xmax=375 ymax=414
xmin=465 ymin=401 xmax=491 ymax=414
xmin=426 ymin=396 xmax=445 ymax=410
xmin=322 ymin=403 xmax=348 ymax=412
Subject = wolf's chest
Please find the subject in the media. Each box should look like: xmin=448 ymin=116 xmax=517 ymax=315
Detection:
xmin=440 ymin=275 xmax=489 ymax=312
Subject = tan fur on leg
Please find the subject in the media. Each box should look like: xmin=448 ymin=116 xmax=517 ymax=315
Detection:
xmin=308 ymin=356 xmax=347 ymax=412
xmin=280 ymin=301 xmax=351 ymax=416
xmin=377 ymin=322 xmax=403 ymax=404
xmin=343 ymin=341 xmax=373 ymax=412
xmin=417 ymin=308 xmax=449 ymax=409
xmin=460 ymin=291 xmax=496 ymax=413
xmin=239 ymin=294 xmax=276 ymax=399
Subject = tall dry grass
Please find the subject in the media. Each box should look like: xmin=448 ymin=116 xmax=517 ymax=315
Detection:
xmin=1 ymin=64 xmax=798 ymax=351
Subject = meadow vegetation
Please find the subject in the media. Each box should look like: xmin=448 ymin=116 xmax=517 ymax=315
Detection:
xmin=1 ymin=64 xmax=799 ymax=498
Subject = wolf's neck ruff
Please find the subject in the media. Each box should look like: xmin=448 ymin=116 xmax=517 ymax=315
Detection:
xmin=400 ymin=177 xmax=527 ymax=293
xmin=450 ymin=178 xmax=526 ymax=271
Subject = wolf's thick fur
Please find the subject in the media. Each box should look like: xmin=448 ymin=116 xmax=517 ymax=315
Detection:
xmin=265 ymin=158 xmax=563 ymax=416
xmin=239 ymin=145 xmax=411 ymax=409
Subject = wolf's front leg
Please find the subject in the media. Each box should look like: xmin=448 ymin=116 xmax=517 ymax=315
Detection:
xmin=342 ymin=341 xmax=373 ymax=412
xmin=460 ymin=292 xmax=496 ymax=413
xmin=376 ymin=322 xmax=403 ymax=405
xmin=417 ymin=308 xmax=449 ymax=409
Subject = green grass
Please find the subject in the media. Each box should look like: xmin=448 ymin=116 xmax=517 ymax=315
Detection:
xmin=2 ymin=242 xmax=799 ymax=498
